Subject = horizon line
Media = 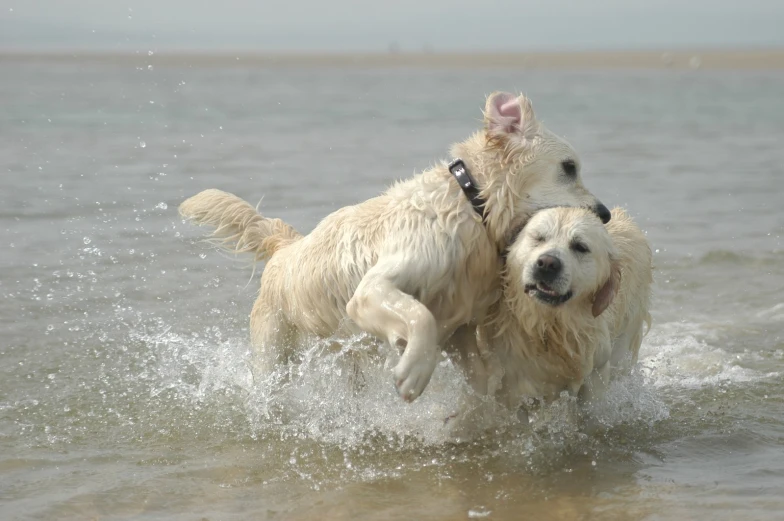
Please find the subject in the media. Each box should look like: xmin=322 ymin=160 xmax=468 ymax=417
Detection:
xmin=2 ymin=48 xmax=784 ymax=70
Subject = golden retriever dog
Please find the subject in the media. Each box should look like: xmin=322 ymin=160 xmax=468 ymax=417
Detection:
xmin=480 ymin=206 xmax=652 ymax=411
xmin=178 ymin=91 xmax=610 ymax=402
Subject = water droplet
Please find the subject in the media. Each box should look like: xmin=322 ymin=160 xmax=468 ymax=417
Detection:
xmin=148 ymin=50 xmax=154 ymax=56
xmin=83 ymin=237 xmax=91 ymax=245
xmin=156 ymin=202 xmax=168 ymax=210
xmin=47 ymin=325 xmax=54 ymax=331
xmin=199 ymin=253 xmax=207 ymax=259
xmin=147 ymin=64 xmax=154 ymax=71
xmin=139 ymin=141 xmax=146 ymax=148
xmin=592 ymin=460 xmax=597 ymax=466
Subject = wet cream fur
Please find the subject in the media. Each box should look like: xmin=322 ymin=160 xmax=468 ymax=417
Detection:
xmin=482 ymin=207 xmax=653 ymax=409
xmin=178 ymin=91 xmax=606 ymax=402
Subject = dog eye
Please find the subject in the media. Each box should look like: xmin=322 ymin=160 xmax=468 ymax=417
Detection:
xmin=561 ymin=160 xmax=577 ymax=176
xmin=571 ymin=241 xmax=590 ymax=254
xmin=533 ymin=234 xmax=546 ymax=244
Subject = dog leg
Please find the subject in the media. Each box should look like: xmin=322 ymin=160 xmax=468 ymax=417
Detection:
xmin=445 ymin=325 xmax=488 ymax=395
xmin=579 ymin=361 xmax=610 ymax=406
xmin=476 ymin=324 xmax=504 ymax=397
xmin=249 ymin=304 xmax=297 ymax=379
xmin=347 ymin=270 xmax=439 ymax=402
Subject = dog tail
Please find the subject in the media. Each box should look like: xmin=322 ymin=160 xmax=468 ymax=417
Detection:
xmin=179 ymin=189 xmax=302 ymax=261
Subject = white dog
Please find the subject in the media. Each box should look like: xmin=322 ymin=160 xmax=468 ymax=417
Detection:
xmin=179 ymin=91 xmax=610 ymax=402
xmin=480 ymin=206 xmax=652 ymax=410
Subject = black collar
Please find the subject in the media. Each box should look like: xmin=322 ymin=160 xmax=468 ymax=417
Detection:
xmin=448 ymin=158 xmax=487 ymax=223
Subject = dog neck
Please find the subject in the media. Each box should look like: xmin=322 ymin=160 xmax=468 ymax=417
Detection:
xmin=448 ymin=158 xmax=487 ymax=222
xmin=449 ymin=132 xmax=522 ymax=251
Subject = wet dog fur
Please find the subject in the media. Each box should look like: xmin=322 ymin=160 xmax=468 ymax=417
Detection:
xmin=179 ymin=92 xmax=610 ymax=402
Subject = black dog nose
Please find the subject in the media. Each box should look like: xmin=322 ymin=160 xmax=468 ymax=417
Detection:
xmin=534 ymin=254 xmax=562 ymax=280
xmin=594 ymin=203 xmax=611 ymax=224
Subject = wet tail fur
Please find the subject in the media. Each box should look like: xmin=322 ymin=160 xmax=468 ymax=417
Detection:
xmin=179 ymin=189 xmax=302 ymax=261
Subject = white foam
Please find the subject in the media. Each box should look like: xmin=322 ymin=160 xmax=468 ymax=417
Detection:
xmin=755 ymin=302 xmax=784 ymax=322
xmin=637 ymin=321 xmax=780 ymax=389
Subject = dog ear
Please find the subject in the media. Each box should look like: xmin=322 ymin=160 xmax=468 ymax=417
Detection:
xmin=484 ymin=92 xmax=537 ymax=143
xmin=592 ymin=259 xmax=621 ymax=318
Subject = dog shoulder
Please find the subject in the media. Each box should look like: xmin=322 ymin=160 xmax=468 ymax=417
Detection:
xmin=606 ymin=208 xmax=653 ymax=338
xmin=607 ymin=208 xmax=653 ymax=278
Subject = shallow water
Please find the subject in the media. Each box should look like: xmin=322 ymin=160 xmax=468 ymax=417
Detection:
xmin=2 ymin=59 xmax=784 ymax=520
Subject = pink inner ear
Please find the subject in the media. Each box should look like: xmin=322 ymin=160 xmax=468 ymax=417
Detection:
xmin=496 ymin=98 xmax=521 ymax=120
xmin=490 ymin=93 xmax=522 ymax=133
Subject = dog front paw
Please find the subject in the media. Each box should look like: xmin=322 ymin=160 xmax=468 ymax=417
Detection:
xmin=393 ymin=346 xmax=439 ymax=402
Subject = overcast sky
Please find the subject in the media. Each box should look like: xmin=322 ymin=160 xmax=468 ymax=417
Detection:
xmin=2 ymin=0 xmax=783 ymax=52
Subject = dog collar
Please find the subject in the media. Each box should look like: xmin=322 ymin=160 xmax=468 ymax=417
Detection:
xmin=448 ymin=158 xmax=487 ymax=223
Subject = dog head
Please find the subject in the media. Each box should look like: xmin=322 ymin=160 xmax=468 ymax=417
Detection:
xmin=507 ymin=207 xmax=621 ymax=318
xmin=454 ymin=92 xmax=610 ymax=246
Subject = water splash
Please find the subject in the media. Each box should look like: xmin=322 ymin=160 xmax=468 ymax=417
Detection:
xmin=130 ymin=325 xmax=511 ymax=448
xmin=110 ymin=310 xmax=688 ymax=463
